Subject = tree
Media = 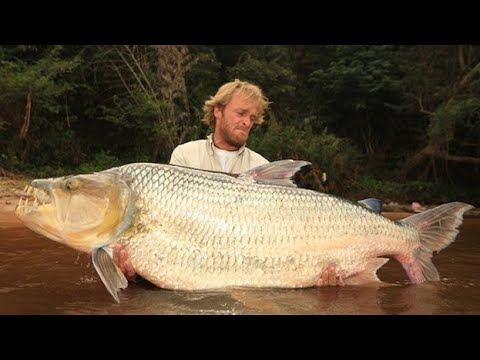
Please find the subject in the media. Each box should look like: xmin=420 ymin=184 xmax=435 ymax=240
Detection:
xmin=401 ymin=45 xmax=480 ymax=182
xmin=0 ymin=45 xmax=83 ymax=171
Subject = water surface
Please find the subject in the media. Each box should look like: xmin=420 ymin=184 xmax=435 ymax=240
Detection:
xmin=1 ymin=211 xmax=478 ymax=315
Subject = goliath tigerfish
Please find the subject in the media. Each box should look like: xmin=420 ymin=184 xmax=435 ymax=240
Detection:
xmin=15 ymin=160 xmax=473 ymax=302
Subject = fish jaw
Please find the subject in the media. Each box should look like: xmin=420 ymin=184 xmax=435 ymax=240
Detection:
xmin=15 ymin=200 xmax=66 ymax=244
xmin=15 ymin=172 xmax=136 ymax=253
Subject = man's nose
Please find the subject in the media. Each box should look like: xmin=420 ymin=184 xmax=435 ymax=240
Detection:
xmin=242 ymin=116 xmax=254 ymax=126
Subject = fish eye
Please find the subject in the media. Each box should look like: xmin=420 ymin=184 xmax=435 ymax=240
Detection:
xmin=65 ymin=178 xmax=80 ymax=191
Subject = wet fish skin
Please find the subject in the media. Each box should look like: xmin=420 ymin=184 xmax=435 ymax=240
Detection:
xmin=15 ymin=161 xmax=473 ymax=295
xmin=110 ymin=162 xmax=472 ymax=290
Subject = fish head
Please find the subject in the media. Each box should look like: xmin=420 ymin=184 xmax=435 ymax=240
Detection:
xmin=15 ymin=171 xmax=134 ymax=253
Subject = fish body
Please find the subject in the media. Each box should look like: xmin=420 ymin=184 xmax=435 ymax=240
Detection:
xmin=15 ymin=161 xmax=473 ymax=300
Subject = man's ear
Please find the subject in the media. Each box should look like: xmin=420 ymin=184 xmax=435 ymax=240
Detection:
xmin=214 ymin=105 xmax=223 ymax=120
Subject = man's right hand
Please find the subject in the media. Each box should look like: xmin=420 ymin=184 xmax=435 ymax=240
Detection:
xmin=111 ymin=244 xmax=138 ymax=280
xmin=317 ymin=264 xmax=345 ymax=287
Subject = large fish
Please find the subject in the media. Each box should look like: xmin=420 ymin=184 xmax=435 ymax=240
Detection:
xmin=15 ymin=160 xmax=473 ymax=302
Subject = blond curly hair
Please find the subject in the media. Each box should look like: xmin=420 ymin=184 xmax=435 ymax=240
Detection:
xmin=202 ymin=79 xmax=270 ymax=130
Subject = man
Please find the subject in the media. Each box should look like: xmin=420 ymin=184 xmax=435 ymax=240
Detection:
xmin=169 ymin=78 xmax=269 ymax=172
xmin=113 ymin=79 xmax=342 ymax=286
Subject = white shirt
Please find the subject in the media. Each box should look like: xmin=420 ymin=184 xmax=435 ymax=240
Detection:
xmin=169 ymin=134 xmax=269 ymax=173
xmin=213 ymin=146 xmax=240 ymax=172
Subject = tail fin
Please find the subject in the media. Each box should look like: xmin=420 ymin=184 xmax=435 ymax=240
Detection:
xmin=399 ymin=202 xmax=473 ymax=283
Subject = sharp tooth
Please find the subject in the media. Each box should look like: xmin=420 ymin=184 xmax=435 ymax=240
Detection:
xmin=23 ymin=185 xmax=28 ymax=192
xmin=25 ymin=198 xmax=29 ymax=208
xmin=28 ymin=186 xmax=33 ymax=195
xmin=34 ymin=197 xmax=38 ymax=207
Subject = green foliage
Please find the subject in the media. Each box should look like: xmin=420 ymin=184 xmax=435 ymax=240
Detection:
xmin=309 ymin=46 xmax=403 ymax=102
xmin=430 ymin=97 xmax=480 ymax=153
xmin=358 ymin=176 xmax=478 ymax=205
xmin=0 ymin=48 xmax=89 ymax=183
xmin=76 ymin=150 xmax=121 ymax=174
xmin=225 ymin=46 xmax=298 ymax=124
xmin=0 ymin=45 xmax=82 ymax=109
xmin=307 ymin=46 xmax=417 ymax=162
xmin=98 ymin=91 xmax=163 ymax=130
xmin=1 ymin=45 xmax=479 ymax=205
xmin=227 ymin=51 xmax=296 ymax=99
xmin=186 ymin=46 xmax=222 ymax=124
xmin=249 ymin=120 xmax=363 ymax=192
xmin=24 ymin=150 xmax=120 ymax=178
xmin=358 ymin=176 xmax=403 ymax=198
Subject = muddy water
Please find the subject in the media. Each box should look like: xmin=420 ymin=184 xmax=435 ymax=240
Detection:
xmin=1 ymin=211 xmax=479 ymax=315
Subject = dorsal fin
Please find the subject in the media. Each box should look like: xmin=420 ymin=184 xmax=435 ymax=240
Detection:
xmin=238 ymin=160 xmax=311 ymax=188
xmin=358 ymin=198 xmax=383 ymax=214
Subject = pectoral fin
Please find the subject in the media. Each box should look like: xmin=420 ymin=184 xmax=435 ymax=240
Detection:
xmin=92 ymin=247 xmax=128 ymax=303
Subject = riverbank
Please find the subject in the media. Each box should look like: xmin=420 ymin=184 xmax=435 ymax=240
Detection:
xmin=0 ymin=177 xmax=30 ymax=212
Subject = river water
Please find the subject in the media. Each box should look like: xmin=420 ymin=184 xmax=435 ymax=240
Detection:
xmin=1 ymin=211 xmax=478 ymax=315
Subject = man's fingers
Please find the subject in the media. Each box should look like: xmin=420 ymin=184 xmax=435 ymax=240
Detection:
xmin=112 ymin=244 xmax=120 ymax=266
xmin=109 ymin=244 xmax=138 ymax=280
xmin=120 ymin=249 xmax=129 ymax=273
xmin=316 ymin=264 xmax=346 ymax=287
xmin=126 ymin=261 xmax=136 ymax=278
xmin=321 ymin=267 xmax=329 ymax=284
xmin=328 ymin=265 xmax=337 ymax=286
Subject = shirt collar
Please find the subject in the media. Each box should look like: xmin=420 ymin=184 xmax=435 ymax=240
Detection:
xmin=207 ymin=133 xmax=246 ymax=155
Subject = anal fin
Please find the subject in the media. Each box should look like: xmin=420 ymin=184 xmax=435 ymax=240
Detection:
xmin=92 ymin=247 xmax=128 ymax=303
xmin=344 ymin=258 xmax=390 ymax=286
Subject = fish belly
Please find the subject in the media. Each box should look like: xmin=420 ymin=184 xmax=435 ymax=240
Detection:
xmin=118 ymin=165 xmax=414 ymax=290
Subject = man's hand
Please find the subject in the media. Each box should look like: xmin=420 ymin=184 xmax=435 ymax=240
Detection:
xmin=111 ymin=244 xmax=138 ymax=280
xmin=317 ymin=264 xmax=345 ymax=287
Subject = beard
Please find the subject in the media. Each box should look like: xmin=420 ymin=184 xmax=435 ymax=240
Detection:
xmin=218 ymin=124 xmax=249 ymax=148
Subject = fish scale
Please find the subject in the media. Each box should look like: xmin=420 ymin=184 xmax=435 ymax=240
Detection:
xmin=112 ymin=163 xmax=416 ymax=289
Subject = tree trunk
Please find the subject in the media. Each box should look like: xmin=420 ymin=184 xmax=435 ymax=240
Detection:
xmin=19 ymin=91 xmax=31 ymax=140
xmin=402 ymin=143 xmax=480 ymax=178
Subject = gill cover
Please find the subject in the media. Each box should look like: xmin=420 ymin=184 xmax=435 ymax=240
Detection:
xmin=16 ymin=171 xmax=136 ymax=253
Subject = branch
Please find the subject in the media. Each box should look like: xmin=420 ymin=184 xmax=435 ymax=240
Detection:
xmin=123 ymin=45 xmax=158 ymax=101
xmin=417 ymin=94 xmax=434 ymax=115
xmin=109 ymin=60 xmax=139 ymax=104
xmin=424 ymin=146 xmax=480 ymax=165
xmin=458 ymin=61 xmax=480 ymax=90
xmin=114 ymin=46 xmax=152 ymax=101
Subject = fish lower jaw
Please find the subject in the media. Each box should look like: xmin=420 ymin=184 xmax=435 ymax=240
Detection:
xmin=15 ymin=202 xmax=53 ymax=217
xmin=16 ymin=187 xmax=53 ymax=216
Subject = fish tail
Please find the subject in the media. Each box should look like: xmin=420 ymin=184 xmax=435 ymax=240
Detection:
xmin=399 ymin=202 xmax=473 ymax=284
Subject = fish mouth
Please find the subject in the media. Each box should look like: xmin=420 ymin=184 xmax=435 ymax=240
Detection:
xmin=15 ymin=183 xmax=54 ymax=217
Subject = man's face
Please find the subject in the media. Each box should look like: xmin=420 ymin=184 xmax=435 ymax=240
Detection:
xmin=214 ymin=92 xmax=260 ymax=150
